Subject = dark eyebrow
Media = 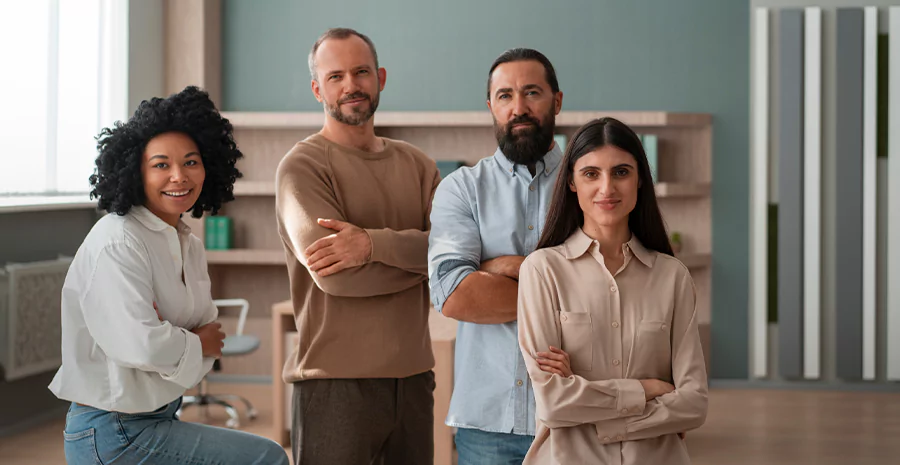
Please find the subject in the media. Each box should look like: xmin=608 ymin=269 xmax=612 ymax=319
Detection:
xmin=149 ymin=152 xmax=200 ymax=161
xmin=494 ymin=87 xmax=513 ymax=98
xmin=522 ymin=84 xmax=543 ymax=92
xmin=578 ymin=163 xmax=635 ymax=172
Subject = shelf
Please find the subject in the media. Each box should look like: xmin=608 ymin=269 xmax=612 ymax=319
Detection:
xmin=222 ymin=111 xmax=711 ymax=130
xmin=233 ymin=181 xmax=276 ymax=196
xmin=232 ymin=181 xmax=709 ymax=199
xmin=206 ymin=248 xmax=709 ymax=270
xmin=654 ymin=183 xmax=710 ymax=198
xmin=206 ymin=249 xmax=285 ymax=265
xmin=678 ymin=253 xmax=711 ymax=269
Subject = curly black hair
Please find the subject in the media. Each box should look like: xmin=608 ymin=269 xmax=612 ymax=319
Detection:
xmin=89 ymin=86 xmax=243 ymax=218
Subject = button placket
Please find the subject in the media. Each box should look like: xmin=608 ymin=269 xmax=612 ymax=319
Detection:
xmin=611 ymin=275 xmax=623 ymax=376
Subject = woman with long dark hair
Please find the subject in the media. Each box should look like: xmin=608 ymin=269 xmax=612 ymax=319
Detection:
xmin=517 ymin=117 xmax=708 ymax=464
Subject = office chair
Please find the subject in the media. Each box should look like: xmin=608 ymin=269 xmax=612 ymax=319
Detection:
xmin=178 ymin=298 xmax=261 ymax=428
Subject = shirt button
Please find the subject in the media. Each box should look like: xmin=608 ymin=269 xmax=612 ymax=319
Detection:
xmin=603 ymin=436 xmax=611 ymax=442
xmin=612 ymin=321 xmax=620 ymax=328
xmin=661 ymin=324 xmax=667 ymax=331
xmin=517 ymin=379 xmax=524 ymax=386
xmin=610 ymin=286 xmax=618 ymax=293
xmin=613 ymin=359 xmax=620 ymax=366
xmin=528 ymin=225 xmax=534 ymax=230
xmin=529 ymin=185 xmax=535 ymax=191
xmin=561 ymin=314 xmax=568 ymax=322
xmin=617 ymin=435 xmax=624 ymax=441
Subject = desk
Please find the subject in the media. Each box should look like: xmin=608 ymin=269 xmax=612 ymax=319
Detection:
xmin=271 ymin=300 xmax=458 ymax=465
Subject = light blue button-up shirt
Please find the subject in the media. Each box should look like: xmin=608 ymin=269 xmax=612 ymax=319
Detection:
xmin=428 ymin=144 xmax=563 ymax=435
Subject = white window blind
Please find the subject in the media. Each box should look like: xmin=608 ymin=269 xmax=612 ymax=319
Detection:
xmin=0 ymin=0 xmax=127 ymax=196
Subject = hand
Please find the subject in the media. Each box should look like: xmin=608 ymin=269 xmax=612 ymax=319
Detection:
xmin=153 ymin=302 xmax=163 ymax=322
xmin=639 ymin=379 xmax=676 ymax=401
xmin=536 ymin=346 xmax=573 ymax=377
xmin=191 ymin=322 xmax=226 ymax=358
xmin=480 ymin=255 xmax=526 ymax=280
xmin=304 ymin=218 xmax=373 ymax=277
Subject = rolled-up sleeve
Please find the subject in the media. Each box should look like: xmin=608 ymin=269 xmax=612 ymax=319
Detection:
xmin=427 ymin=175 xmax=481 ymax=312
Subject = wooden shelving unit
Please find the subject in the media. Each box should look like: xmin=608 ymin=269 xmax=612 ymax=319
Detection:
xmin=222 ymin=111 xmax=712 ymax=129
xmin=203 ymin=111 xmax=713 ymax=368
xmin=206 ymin=249 xmax=285 ymax=265
xmin=232 ymin=180 xmax=710 ymax=199
xmin=232 ymin=180 xmax=278 ymax=196
xmin=198 ymin=109 xmax=714 ymax=453
xmin=207 ymin=247 xmax=712 ymax=270
xmin=182 ymin=110 xmax=714 ymax=396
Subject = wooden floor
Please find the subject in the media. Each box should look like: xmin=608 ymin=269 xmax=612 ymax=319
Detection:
xmin=1 ymin=384 xmax=898 ymax=464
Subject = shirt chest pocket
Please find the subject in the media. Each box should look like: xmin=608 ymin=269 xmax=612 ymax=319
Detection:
xmin=631 ymin=320 xmax=672 ymax=378
xmin=559 ymin=312 xmax=593 ymax=371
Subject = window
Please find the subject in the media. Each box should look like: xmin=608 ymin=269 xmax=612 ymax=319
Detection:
xmin=0 ymin=0 xmax=127 ymax=196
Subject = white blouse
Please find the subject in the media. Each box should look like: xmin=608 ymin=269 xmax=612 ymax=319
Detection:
xmin=49 ymin=206 xmax=216 ymax=413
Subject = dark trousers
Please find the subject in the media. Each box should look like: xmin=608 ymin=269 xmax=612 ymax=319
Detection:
xmin=291 ymin=370 xmax=435 ymax=465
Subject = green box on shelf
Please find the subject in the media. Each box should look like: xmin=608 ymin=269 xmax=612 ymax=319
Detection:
xmin=204 ymin=216 xmax=233 ymax=250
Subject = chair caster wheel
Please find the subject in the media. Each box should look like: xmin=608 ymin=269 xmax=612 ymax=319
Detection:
xmin=248 ymin=408 xmax=258 ymax=420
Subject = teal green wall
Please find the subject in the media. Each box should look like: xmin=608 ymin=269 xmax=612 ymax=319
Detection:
xmin=222 ymin=0 xmax=751 ymax=378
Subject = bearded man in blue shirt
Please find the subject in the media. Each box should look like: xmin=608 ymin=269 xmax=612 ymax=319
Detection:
xmin=427 ymin=48 xmax=564 ymax=465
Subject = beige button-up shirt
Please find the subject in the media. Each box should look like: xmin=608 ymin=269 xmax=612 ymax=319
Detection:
xmin=517 ymin=228 xmax=708 ymax=465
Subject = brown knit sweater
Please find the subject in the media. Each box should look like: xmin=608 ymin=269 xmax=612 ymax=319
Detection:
xmin=275 ymin=133 xmax=439 ymax=382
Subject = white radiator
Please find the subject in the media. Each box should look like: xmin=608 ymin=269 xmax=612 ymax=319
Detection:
xmin=0 ymin=257 xmax=72 ymax=381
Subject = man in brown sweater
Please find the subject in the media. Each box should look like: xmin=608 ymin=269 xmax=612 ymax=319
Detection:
xmin=275 ymin=28 xmax=439 ymax=465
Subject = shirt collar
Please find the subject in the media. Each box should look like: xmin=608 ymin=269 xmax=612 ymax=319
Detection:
xmin=492 ymin=140 xmax=564 ymax=178
xmin=563 ymin=227 xmax=655 ymax=268
xmin=130 ymin=205 xmax=192 ymax=235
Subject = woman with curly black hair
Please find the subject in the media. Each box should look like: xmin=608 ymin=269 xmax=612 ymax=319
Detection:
xmin=49 ymin=86 xmax=289 ymax=465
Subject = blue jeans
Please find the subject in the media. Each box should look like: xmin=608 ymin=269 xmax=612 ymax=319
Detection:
xmin=63 ymin=398 xmax=289 ymax=465
xmin=455 ymin=427 xmax=534 ymax=465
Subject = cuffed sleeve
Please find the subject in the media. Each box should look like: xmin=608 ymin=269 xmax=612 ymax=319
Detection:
xmin=159 ymin=328 xmax=207 ymax=389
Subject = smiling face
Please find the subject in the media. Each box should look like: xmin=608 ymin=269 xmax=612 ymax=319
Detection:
xmin=570 ymin=144 xmax=640 ymax=233
xmin=311 ymin=35 xmax=386 ymax=126
xmin=140 ymin=131 xmax=205 ymax=227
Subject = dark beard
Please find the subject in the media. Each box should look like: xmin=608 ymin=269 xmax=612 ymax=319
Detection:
xmin=494 ymin=111 xmax=556 ymax=166
xmin=324 ymin=90 xmax=380 ymax=126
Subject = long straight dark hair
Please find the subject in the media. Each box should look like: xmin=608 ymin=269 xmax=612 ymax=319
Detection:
xmin=536 ymin=117 xmax=674 ymax=256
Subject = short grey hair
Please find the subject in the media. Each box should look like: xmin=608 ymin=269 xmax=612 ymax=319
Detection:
xmin=308 ymin=28 xmax=379 ymax=82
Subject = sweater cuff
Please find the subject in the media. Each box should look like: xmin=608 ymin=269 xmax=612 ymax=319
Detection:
xmin=365 ymin=228 xmax=388 ymax=263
